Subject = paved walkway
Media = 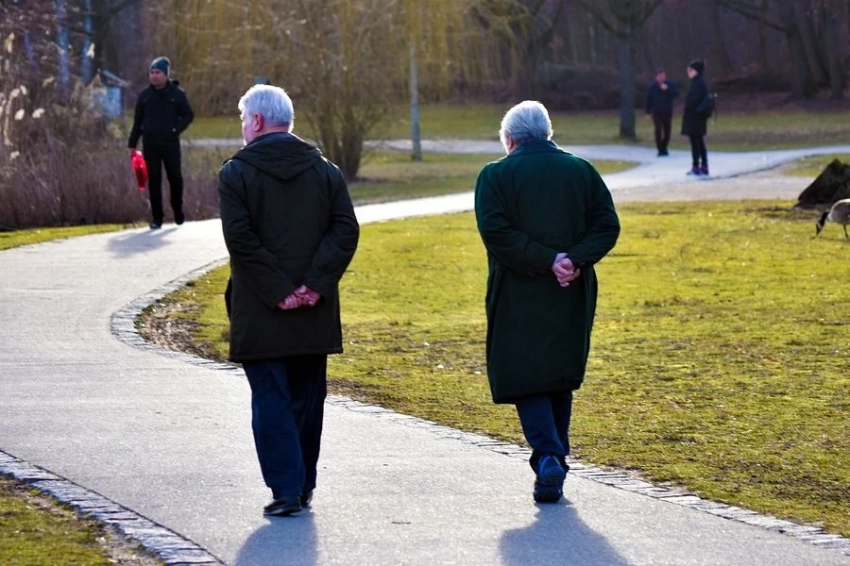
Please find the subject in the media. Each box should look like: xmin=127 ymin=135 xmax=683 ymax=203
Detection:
xmin=2 ymin=144 xmax=850 ymax=566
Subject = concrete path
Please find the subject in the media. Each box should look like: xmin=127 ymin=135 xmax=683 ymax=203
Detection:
xmin=2 ymin=144 xmax=850 ymax=565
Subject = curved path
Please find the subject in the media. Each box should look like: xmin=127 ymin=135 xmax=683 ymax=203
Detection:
xmin=1 ymin=144 xmax=849 ymax=566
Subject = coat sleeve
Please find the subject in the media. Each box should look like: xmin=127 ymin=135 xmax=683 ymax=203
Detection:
xmin=303 ymin=162 xmax=360 ymax=297
xmin=474 ymin=163 xmax=558 ymax=275
xmin=218 ymin=160 xmax=297 ymax=309
xmin=175 ymin=89 xmax=194 ymax=136
xmin=565 ymin=165 xmax=620 ymax=267
xmin=127 ymin=92 xmax=144 ymax=148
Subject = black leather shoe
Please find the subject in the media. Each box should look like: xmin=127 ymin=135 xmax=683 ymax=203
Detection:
xmin=149 ymin=222 xmax=162 ymax=230
xmin=175 ymin=212 xmax=185 ymax=225
xmin=300 ymin=490 xmax=313 ymax=508
xmin=263 ymin=498 xmax=301 ymax=517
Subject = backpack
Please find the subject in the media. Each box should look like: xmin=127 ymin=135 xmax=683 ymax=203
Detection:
xmin=697 ymin=93 xmax=717 ymax=119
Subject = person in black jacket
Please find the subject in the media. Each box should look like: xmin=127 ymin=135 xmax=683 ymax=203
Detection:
xmin=128 ymin=57 xmax=194 ymax=229
xmin=645 ymin=68 xmax=679 ymax=156
xmin=681 ymin=59 xmax=710 ymax=176
xmin=219 ymin=84 xmax=359 ymax=517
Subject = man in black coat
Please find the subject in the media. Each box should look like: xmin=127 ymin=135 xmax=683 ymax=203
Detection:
xmin=127 ymin=57 xmax=194 ymax=229
xmin=219 ymin=84 xmax=359 ymax=517
xmin=645 ymin=68 xmax=679 ymax=156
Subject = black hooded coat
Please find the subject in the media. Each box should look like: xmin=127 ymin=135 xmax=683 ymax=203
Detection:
xmin=681 ymin=72 xmax=710 ymax=137
xmin=218 ymin=132 xmax=360 ymax=362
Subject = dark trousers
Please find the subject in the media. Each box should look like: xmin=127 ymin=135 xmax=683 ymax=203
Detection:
xmin=142 ymin=140 xmax=184 ymax=224
xmin=688 ymin=134 xmax=708 ymax=168
xmin=652 ymin=110 xmax=672 ymax=153
xmin=242 ymin=355 xmax=327 ymax=500
xmin=515 ymin=391 xmax=573 ymax=473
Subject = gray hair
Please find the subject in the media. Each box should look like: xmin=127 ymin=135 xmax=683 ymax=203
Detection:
xmin=499 ymin=100 xmax=553 ymax=150
xmin=238 ymin=85 xmax=294 ymax=128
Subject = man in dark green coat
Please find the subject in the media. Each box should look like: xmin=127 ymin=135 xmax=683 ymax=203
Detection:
xmin=474 ymin=100 xmax=620 ymax=504
xmin=219 ymin=85 xmax=359 ymax=517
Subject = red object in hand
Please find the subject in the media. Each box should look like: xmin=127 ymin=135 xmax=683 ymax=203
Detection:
xmin=131 ymin=150 xmax=148 ymax=191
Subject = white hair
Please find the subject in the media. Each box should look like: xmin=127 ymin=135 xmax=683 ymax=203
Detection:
xmin=238 ymin=84 xmax=294 ymax=128
xmin=499 ymin=100 xmax=553 ymax=151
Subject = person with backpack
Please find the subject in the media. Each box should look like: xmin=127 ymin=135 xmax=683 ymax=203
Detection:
xmin=127 ymin=57 xmax=194 ymax=229
xmin=681 ymin=59 xmax=712 ymax=176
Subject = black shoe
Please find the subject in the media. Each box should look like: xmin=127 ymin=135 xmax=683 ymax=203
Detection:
xmin=175 ymin=212 xmax=185 ymax=225
xmin=300 ymin=490 xmax=313 ymax=508
xmin=263 ymin=498 xmax=301 ymax=517
xmin=658 ymin=150 xmax=669 ymax=157
xmin=533 ymin=480 xmax=563 ymax=503
xmin=149 ymin=222 xmax=162 ymax=230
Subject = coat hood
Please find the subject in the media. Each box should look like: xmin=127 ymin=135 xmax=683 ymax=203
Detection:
xmin=232 ymin=132 xmax=322 ymax=181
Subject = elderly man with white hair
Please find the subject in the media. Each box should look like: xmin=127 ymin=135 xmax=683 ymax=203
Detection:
xmin=219 ymin=84 xmax=360 ymax=517
xmin=474 ymin=100 xmax=620 ymax=503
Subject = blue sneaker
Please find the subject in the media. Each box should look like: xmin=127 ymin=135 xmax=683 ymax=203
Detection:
xmin=537 ymin=454 xmax=567 ymax=486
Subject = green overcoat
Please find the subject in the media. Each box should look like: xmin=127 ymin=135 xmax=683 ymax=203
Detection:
xmin=474 ymin=139 xmax=620 ymax=403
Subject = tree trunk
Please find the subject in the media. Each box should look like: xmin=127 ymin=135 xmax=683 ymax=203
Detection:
xmin=410 ymin=38 xmax=422 ymax=162
xmin=793 ymin=0 xmax=828 ymax=87
xmin=824 ymin=11 xmax=844 ymax=99
xmin=617 ymin=34 xmax=636 ymax=139
xmin=779 ymin=6 xmax=816 ymax=99
xmin=709 ymin=1 xmax=733 ymax=77
xmin=756 ymin=0 xmax=769 ymax=70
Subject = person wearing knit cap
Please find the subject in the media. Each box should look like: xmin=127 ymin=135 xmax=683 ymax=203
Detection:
xmin=681 ymin=59 xmax=710 ymax=176
xmin=127 ymin=56 xmax=194 ymax=229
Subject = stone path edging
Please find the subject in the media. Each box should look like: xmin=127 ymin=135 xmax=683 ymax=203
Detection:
xmin=103 ymin=251 xmax=850 ymax=560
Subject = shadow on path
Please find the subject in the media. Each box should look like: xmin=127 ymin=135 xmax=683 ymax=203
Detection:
xmin=500 ymin=501 xmax=629 ymax=566
xmin=234 ymin=513 xmax=318 ymax=566
xmin=107 ymin=226 xmax=176 ymax=258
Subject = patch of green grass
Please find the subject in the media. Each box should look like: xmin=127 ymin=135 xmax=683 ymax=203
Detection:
xmin=167 ymin=199 xmax=850 ymax=537
xmin=785 ymin=155 xmax=850 ymax=178
xmin=351 ymin=151 xmax=633 ymax=203
xmin=0 ymin=477 xmax=125 ymax=565
xmin=0 ymin=224 xmax=139 ymax=251
xmin=187 ymin=104 xmax=850 ymax=150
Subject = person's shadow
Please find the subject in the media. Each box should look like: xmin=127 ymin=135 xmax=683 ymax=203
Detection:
xmin=500 ymin=499 xmax=629 ymax=566
xmin=107 ymin=225 xmax=175 ymax=258
xmin=233 ymin=512 xmax=318 ymax=566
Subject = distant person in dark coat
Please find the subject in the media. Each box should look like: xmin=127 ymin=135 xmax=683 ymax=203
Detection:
xmin=681 ymin=59 xmax=711 ymax=176
xmin=128 ymin=57 xmax=194 ymax=229
xmin=474 ymin=101 xmax=620 ymax=504
xmin=645 ymin=68 xmax=679 ymax=156
xmin=219 ymin=84 xmax=359 ymax=517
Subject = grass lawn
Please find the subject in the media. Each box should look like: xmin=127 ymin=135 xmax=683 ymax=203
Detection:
xmin=0 ymin=477 xmax=157 ymax=565
xmin=0 ymin=224 xmax=141 ymax=251
xmin=785 ymin=155 xmax=850 ymax=178
xmin=148 ymin=199 xmax=850 ymax=537
xmin=350 ymin=151 xmax=632 ymax=203
xmin=184 ymin=103 xmax=850 ymax=151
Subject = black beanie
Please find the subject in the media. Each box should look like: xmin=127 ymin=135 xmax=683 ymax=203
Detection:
xmin=688 ymin=59 xmax=705 ymax=74
xmin=150 ymin=56 xmax=170 ymax=75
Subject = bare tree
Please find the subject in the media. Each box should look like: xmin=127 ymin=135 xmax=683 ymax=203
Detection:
xmin=716 ymin=0 xmax=845 ymax=99
xmin=578 ymin=0 xmax=664 ymax=139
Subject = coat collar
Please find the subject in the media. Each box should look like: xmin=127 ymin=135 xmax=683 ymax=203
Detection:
xmin=509 ymin=139 xmax=565 ymax=157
